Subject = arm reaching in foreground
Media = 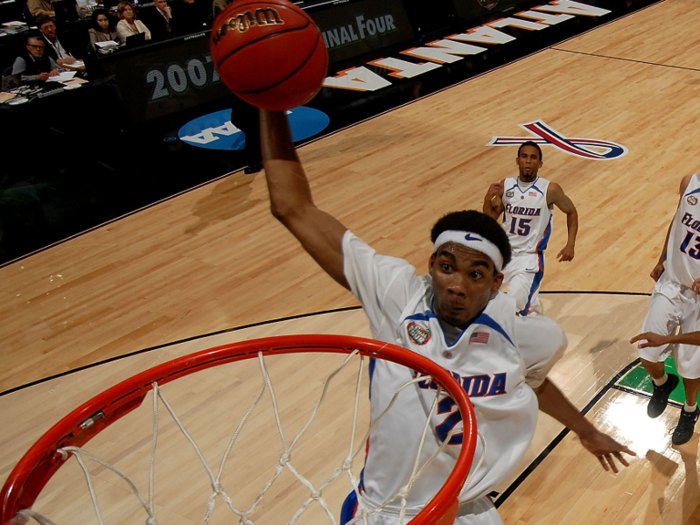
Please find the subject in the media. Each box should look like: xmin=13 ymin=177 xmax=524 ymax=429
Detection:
xmin=260 ymin=109 xmax=349 ymax=288
xmin=534 ymin=378 xmax=636 ymax=473
xmin=631 ymin=330 xmax=700 ymax=348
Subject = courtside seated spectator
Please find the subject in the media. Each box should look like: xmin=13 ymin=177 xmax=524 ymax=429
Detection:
xmin=145 ymin=0 xmax=173 ymax=41
xmin=37 ymin=16 xmax=79 ymax=67
xmin=12 ymin=35 xmax=60 ymax=84
xmin=116 ymin=1 xmax=151 ymax=43
xmin=28 ymin=0 xmax=54 ymax=19
xmin=88 ymin=9 xmax=119 ymax=50
xmin=76 ymin=0 xmax=99 ymax=11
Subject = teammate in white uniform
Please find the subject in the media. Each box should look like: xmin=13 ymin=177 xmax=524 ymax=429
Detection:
xmin=258 ymin=111 xmax=633 ymax=524
xmin=483 ymin=142 xmax=578 ymax=316
xmin=630 ymin=173 xmax=700 ymax=445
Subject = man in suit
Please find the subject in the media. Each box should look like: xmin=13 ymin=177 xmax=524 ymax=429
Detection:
xmin=146 ymin=0 xmax=174 ymax=40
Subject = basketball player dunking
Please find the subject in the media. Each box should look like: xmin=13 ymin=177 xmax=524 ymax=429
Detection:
xmin=483 ymin=141 xmax=578 ymax=316
xmin=258 ymin=110 xmax=633 ymax=524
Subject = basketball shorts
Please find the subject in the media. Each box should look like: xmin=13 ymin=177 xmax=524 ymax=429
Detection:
xmin=340 ymin=493 xmax=502 ymax=525
xmin=502 ymin=253 xmax=544 ymax=316
xmin=638 ymin=272 xmax=700 ymax=379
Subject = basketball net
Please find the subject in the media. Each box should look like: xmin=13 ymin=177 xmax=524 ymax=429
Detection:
xmin=2 ymin=336 xmax=478 ymax=525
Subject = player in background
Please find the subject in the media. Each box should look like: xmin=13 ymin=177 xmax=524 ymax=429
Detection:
xmin=258 ymin=110 xmax=633 ymax=524
xmin=483 ymin=141 xmax=578 ymax=316
xmin=631 ymin=173 xmax=700 ymax=445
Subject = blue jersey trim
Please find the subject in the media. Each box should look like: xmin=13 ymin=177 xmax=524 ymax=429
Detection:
xmin=685 ymin=187 xmax=700 ymax=197
xmin=520 ymin=252 xmax=545 ymax=316
xmin=404 ymin=311 xmax=438 ymax=322
xmin=536 ymin=215 xmax=553 ymax=252
xmin=530 ymin=180 xmax=545 ymax=195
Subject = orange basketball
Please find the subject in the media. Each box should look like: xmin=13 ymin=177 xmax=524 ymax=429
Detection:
xmin=210 ymin=0 xmax=328 ymax=111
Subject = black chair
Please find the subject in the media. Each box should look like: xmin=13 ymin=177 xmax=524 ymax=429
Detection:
xmin=22 ymin=5 xmax=35 ymax=26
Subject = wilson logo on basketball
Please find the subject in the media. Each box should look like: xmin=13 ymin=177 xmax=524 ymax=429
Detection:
xmin=212 ymin=8 xmax=284 ymax=44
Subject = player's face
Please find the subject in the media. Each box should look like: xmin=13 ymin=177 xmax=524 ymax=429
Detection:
xmin=429 ymin=243 xmax=503 ymax=330
xmin=516 ymin=145 xmax=542 ymax=182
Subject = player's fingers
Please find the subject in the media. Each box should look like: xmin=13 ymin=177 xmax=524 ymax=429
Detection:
xmin=614 ymin=451 xmax=631 ymax=467
xmin=597 ymin=455 xmax=609 ymax=472
xmin=605 ymin=454 xmax=619 ymax=473
xmin=630 ymin=333 xmax=646 ymax=344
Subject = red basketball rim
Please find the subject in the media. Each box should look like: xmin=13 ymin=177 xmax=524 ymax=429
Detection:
xmin=1 ymin=335 xmax=476 ymax=525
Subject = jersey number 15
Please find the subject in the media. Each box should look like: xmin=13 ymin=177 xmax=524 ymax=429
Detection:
xmin=508 ymin=217 xmax=532 ymax=237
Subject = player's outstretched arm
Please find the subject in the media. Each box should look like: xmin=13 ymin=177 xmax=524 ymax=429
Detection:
xmin=631 ymin=330 xmax=700 ymax=347
xmin=547 ymin=183 xmax=578 ymax=262
xmin=260 ymin=109 xmax=349 ymax=289
xmin=482 ymin=180 xmax=504 ymax=220
xmin=534 ymin=378 xmax=635 ymax=473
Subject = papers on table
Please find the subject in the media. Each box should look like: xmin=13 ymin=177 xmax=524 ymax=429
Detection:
xmin=48 ymin=71 xmax=77 ymax=82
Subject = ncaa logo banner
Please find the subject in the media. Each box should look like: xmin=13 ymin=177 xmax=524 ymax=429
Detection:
xmin=487 ymin=120 xmax=627 ymax=160
xmin=179 ymin=106 xmax=329 ymax=151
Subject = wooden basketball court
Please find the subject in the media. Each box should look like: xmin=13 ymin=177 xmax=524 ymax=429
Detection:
xmin=3 ymin=0 xmax=700 ymax=522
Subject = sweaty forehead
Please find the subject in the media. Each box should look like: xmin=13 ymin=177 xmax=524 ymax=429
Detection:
xmin=434 ymin=242 xmax=495 ymax=268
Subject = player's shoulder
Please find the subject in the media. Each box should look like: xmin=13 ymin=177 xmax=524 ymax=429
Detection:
xmin=343 ymin=231 xmax=421 ymax=288
xmin=513 ymin=315 xmax=568 ymax=364
xmin=681 ymin=173 xmax=700 ymax=195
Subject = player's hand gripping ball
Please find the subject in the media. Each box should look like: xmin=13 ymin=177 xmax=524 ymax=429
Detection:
xmin=210 ymin=0 xmax=328 ymax=111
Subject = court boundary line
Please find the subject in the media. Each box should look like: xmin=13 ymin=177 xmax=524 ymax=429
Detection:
xmin=552 ymin=47 xmax=700 ymax=73
xmin=0 ymin=290 xmax=651 ymax=398
xmin=2 ymin=291 xmax=660 ymax=514
xmin=494 ymin=358 xmax=644 ymax=506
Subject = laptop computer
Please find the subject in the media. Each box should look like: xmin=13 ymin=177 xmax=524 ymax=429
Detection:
xmin=125 ymin=31 xmax=146 ymax=47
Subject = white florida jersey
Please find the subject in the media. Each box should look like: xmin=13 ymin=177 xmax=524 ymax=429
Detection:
xmin=665 ymin=174 xmax=700 ymax=287
xmin=342 ymin=231 xmax=567 ymax=514
xmin=501 ymin=177 xmax=553 ymax=256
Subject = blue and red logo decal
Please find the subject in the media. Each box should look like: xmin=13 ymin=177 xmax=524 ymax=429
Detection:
xmin=488 ymin=120 xmax=627 ymax=160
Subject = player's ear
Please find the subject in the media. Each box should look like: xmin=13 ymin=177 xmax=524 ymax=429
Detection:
xmin=491 ymin=271 xmax=504 ymax=294
xmin=428 ymin=253 xmax=436 ymax=274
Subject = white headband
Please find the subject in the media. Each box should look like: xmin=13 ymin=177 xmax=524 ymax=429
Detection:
xmin=433 ymin=230 xmax=504 ymax=272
